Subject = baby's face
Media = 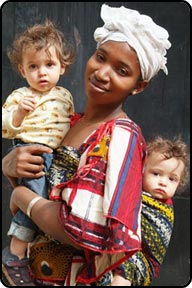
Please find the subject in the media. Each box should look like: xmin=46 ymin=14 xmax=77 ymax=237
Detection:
xmin=18 ymin=45 xmax=65 ymax=92
xmin=142 ymin=152 xmax=184 ymax=200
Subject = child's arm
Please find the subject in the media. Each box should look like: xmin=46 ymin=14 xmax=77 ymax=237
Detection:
xmin=2 ymin=89 xmax=36 ymax=138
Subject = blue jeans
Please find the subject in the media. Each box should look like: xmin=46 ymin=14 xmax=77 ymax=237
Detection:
xmin=7 ymin=142 xmax=53 ymax=242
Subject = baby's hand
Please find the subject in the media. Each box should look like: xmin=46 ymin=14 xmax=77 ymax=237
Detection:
xmin=18 ymin=94 xmax=36 ymax=115
xmin=13 ymin=95 xmax=36 ymax=127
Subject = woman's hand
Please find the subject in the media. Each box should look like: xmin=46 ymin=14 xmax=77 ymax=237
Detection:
xmin=2 ymin=144 xmax=53 ymax=179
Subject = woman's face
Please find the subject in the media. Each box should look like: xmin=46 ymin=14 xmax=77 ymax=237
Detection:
xmin=84 ymin=40 xmax=144 ymax=106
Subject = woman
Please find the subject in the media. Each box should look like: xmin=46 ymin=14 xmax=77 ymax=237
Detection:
xmin=2 ymin=4 xmax=171 ymax=286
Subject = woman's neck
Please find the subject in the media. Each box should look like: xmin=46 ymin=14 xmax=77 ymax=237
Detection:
xmin=83 ymin=105 xmax=127 ymax=124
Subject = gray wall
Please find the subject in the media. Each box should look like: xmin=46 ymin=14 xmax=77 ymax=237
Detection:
xmin=2 ymin=2 xmax=190 ymax=286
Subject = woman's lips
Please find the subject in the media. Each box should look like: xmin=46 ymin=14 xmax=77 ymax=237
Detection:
xmin=89 ymin=78 xmax=108 ymax=92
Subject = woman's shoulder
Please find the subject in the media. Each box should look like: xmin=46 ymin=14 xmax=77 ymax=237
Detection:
xmin=115 ymin=117 xmax=142 ymax=134
xmin=115 ymin=118 xmax=146 ymax=150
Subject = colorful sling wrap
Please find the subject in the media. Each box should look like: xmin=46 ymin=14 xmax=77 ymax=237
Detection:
xmin=96 ymin=191 xmax=174 ymax=286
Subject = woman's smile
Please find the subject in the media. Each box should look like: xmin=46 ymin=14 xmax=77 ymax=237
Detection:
xmin=89 ymin=76 xmax=109 ymax=93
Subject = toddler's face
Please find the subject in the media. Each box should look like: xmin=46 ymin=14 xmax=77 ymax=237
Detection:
xmin=142 ymin=151 xmax=184 ymax=200
xmin=18 ymin=45 xmax=65 ymax=92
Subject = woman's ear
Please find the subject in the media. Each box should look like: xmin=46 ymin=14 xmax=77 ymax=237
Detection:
xmin=131 ymin=80 xmax=148 ymax=95
xmin=18 ymin=64 xmax=26 ymax=78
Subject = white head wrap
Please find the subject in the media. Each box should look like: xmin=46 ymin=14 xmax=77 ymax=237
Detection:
xmin=94 ymin=4 xmax=171 ymax=81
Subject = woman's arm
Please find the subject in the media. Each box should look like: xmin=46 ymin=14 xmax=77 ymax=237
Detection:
xmin=2 ymin=144 xmax=53 ymax=187
xmin=10 ymin=185 xmax=81 ymax=250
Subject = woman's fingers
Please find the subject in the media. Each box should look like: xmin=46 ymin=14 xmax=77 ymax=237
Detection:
xmin=17 ymin=144 xmax=53 ymax=158
xmin=15 ymin=145 xmax=53 ymax=177
xmin=16 ymin=162 xmax=45 ymax=178
xmin=3 ymin=144 xmax=53 ymax=178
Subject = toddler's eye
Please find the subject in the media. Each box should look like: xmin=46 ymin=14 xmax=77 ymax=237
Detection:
xmin=169 ymin=177 xmax=178 ymax=182
xmin=153 ymin=172 xmax=159 ymax=176
xmin=29 ymin=64 xmax=37 ymax=69
xmin=47 ymin=62 xmax=54 ymax=67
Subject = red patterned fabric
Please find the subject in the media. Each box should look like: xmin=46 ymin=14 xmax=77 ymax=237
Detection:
xmin=51 ymin=114 xmax=146 ymax=284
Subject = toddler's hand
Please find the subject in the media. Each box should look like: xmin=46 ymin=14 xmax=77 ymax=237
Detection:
xmin=13 ymin=95 xmax=37 ymax=127
xmin=18 ymin=94 xmax=36 ymax=115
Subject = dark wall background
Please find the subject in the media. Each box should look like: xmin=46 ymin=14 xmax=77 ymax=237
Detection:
xmin=1 ymin=2 xmax=190 ymax=286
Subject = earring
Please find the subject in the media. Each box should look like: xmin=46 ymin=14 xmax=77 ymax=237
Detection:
xmin=131 ymin=90 xmax=137 ymax=95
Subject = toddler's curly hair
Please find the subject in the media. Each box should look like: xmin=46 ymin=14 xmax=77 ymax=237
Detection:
xmin=147 ymin=136 xmax=190 ymax=192
xmin=7 ymin=19 xmax=74 ymax=72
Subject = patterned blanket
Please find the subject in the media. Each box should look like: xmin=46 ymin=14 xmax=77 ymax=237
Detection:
xmin=29 ymin=193 xmax=174 ymax=286
xmin=96 ymin=192 xmax=174 ymax=286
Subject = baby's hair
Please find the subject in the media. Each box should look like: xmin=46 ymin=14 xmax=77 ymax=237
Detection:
xmin=147 ymin=136 xmax=190 ymax=191
xmin=7 ymin=19 xmax=74 ymax=72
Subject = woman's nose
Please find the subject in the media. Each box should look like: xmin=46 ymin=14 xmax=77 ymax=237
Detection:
xmin=95 ymin=65 xmax=110 ymax=81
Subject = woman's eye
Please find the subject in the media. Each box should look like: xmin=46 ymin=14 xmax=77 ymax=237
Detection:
xmin=96 ymin=53 xmax=105 ymax=62
xmin=118 ymin=67 xmax=128 ymax=76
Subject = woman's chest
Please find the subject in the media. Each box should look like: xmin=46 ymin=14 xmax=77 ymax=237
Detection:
xmin=61 ymin=122 xmax=98 ymax=149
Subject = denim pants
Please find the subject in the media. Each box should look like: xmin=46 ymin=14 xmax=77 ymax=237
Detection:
xmin=7 ymin=142 xmax=53 ymax=242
